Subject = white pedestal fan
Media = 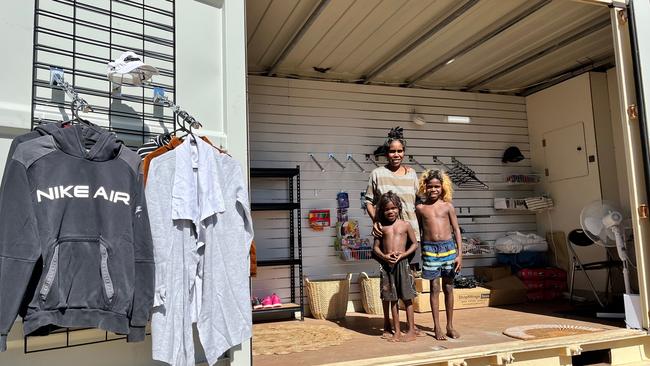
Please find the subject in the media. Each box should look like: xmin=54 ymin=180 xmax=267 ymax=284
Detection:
xmin=580 ymin=200 xmax=640 ymax=327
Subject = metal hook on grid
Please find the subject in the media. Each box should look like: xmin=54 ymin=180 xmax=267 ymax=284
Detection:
xmin=309 ymin=153 xmax=325 ymax=172
xmin=365 ymin=154 xmax=380 ymax=168
xmin=347 ymin=154 xmax=365 ymax=172
xmin=328 ymin=153 xmax=346 ymax=170
xmin=153 ymin=87 xmax=202 ymax=129
xmin=50 ymin=67 xmax=93 ymax=114
xmin=408 ymin=155 xmax=427 ymax=171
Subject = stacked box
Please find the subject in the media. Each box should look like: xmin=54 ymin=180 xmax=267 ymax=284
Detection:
xmin=403 ymin=278 xmax=490 ymax=313
xmin=517 ymin=268 xmax=567 ymax=301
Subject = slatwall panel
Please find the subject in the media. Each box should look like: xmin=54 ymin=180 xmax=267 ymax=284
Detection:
xmin=248 ymin=75 xmax=537 ymax=307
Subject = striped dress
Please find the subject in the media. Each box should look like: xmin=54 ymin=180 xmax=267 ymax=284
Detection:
xmin=365 ymin=166 xmax=421 ymax=264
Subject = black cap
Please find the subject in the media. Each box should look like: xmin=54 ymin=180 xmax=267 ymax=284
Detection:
xmin=502 ymin=146 xmax=524 ymax=163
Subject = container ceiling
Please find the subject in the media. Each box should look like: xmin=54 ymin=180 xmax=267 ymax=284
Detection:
xmin=246 ymin=0 xmax=613 ymax=95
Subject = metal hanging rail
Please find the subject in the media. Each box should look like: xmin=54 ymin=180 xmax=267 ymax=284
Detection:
xmin=329 ymin=153 xmax=346 ymax=169
xmin=365 ymin=154 xmax=380 ymax=167
xmin=49 ymin=68 xmax=93 ymax=114
xmin=153 ymin=89 xmax=202 ymax=129
xmin=347 ymin=154 xmax=365 ymax=172
xmin=408 ymin=155 xmax=427 ymax=171
xmin=309 ymin=153 xmax=325 ymax=172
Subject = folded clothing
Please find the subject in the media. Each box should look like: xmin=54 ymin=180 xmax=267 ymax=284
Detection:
xmin=495 ymin=231 xmax=548 ymax=253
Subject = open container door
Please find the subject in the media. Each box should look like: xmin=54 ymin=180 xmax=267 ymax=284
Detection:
xmin=596 ymin=0 xmax=650 ymax=330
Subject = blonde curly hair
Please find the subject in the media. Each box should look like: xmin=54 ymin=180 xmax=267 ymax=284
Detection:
xmin=418 ymin=169 xmax=453 ymax=203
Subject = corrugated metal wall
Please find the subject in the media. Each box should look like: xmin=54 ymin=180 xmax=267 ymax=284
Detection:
xmin=248 ymin=75 xmax=537 ymax=307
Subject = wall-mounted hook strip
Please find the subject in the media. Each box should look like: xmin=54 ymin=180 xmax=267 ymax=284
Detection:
xmin=329 ymin=153 xmax=346 ymax=169
xmin=408 ymin=155 xmax=427 ymax=171
xmin=309 ymin=153 xmax=325 ymax=172
xmin=49 ymin=67 xmax=93 ymax=113
xmin=365 ymin=154 xmax=380 ymax=167
xmin=153 ymin=87 xmax=202 ymax=129
xmin=347 ymin=154 xmax=365 ymax=172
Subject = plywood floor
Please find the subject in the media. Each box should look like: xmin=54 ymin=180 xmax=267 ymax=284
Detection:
xmin=253 ymin=301 xmax=625 ymax=366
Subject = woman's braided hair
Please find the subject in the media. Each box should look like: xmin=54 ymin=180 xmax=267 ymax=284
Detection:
xmin=373 ymin=126 xmax=407 ymax=156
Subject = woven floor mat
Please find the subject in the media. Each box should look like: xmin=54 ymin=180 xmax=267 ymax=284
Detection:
xmin=253 ymin=322 xmax=353 ymax=356
xmin=503 ymin=324 xmax=605 ymax=340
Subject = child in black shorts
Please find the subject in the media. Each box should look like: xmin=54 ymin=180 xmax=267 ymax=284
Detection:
xmin=372 ymin=191 xmax=419 ymax=342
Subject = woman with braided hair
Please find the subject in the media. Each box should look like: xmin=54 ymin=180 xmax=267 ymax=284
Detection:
xmin=365 ymin=127 xmax=421 ymax=339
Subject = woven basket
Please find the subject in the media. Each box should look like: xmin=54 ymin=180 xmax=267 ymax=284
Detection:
xmin=359 ymin=272 xmax=382 ymax=315
xmin=305 ymin=273 xmax=352 ymax=320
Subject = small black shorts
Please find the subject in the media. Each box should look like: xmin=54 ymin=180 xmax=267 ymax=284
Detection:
xmin=380 ymin=260 xmax=417 ymax=302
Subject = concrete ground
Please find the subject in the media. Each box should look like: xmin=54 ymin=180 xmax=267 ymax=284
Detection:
xmin=253 ymin=301 xmax=624 ymax=366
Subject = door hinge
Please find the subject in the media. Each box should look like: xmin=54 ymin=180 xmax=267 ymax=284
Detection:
xmin=617 ymin=7 xmax=628 ymax=24
xmin=639 ymin=204 xmax=649 ymax=219
xmin=542 ymin=139 xmax=546 ymax=147
xmin=545 ymin=168 xmax=549 ymax=177
xmin=628 ymin=104 xmax=639 ymax=120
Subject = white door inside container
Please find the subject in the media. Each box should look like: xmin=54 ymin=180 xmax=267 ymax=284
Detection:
xmin=543 ymin=122 xmax=589 ymax=182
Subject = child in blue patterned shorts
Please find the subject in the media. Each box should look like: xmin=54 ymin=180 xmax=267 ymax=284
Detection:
xmin=415 ymin=170 xmax=463 ymax=340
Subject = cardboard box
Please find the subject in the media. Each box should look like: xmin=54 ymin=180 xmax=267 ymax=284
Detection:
xmin=414 ymin=277 xmax=440 ymax=293
xmin=484 ymin=275 xmax=527 ymax=306
xmin=473 ymin=266 xmax=511 ymax=282
xmin=402 ymin=287 xmax=491 ymax=313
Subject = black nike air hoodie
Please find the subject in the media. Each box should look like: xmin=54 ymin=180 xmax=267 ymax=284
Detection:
xmin=0 ymin=125 xmax=154 ymax=351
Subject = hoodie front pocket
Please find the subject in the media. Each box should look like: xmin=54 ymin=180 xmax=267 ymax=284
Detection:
xmin=99 ymin=242 xmax=114 ymax=301
xmin=39 ymin=245 xmax=59 ymax=301
xmin=39 ymin=236 xmax=116 ymax=309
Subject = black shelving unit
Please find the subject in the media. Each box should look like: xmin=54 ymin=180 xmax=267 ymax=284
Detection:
xmin=251 ymin=167 xmax=304 ymax=321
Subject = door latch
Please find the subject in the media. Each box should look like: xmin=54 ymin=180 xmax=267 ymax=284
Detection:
xmin=639 ymin=204 xmax=649 ymax=219
xmin=628 ymin=104 xmax=639 ymax=120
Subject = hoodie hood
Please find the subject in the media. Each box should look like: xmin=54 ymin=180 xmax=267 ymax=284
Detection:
xmin=33 ymin=121 xmax=66 ymax=136
xmin=51 ymin=124 xmax=122 ymax=161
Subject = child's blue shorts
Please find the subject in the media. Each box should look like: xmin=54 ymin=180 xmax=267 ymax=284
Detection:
xmin=421 ymin=239 xmax=457 ymax=280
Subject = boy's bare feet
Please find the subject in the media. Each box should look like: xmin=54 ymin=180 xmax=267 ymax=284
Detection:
xmin=401 ymin=330 xmax=417 ymax=342
xmin=433 ymin=327 xmax=447 ymax=340
xmin=381 ymin=321 xmax=393 ymax=339
xmin=388 ymin=331 xmax=403 ymax=342
xmin=381 ymin=329 xmax=393 ymax=339
xmin=446 ymin=327 xmax=460 ymax=339
xmin=415 ymin=327 xmax=425 ymax=337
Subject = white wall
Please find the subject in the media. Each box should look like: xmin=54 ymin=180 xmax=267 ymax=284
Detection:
xmin=526 ymin=72 xmax=622 ymax=293
xmin=0 ymin=2 xmax=34 ymax=133
xmin=248 ymin=75 xmax=537 ymax=309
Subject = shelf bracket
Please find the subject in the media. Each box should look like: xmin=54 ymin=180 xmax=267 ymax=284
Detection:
xmin=347 ymin=154 xmax=365 ymax=172
xmin=408 ymin=155 xmax=427 ymax=171
xmin=309 ymin=153 xmax=325 ymax=172
xmin=329 ymin=153 xmax=345 ymax=170
xmin=365 ymin=154 xmax=380 ymax=167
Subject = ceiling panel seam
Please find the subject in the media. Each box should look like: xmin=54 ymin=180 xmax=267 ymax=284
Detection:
xmin=258 ymin=1 xmax=303 ymax=66
xmin=316 ymin=0 xmax=385 ymax=71
xmin=362 ymin=0 xmax=479 ymax=84
xmin=405 ymin=0 xmax=552 ymax=88
xmin=293 ymin=1 xmax=357 ymax=69
xmin=267 ymin=0 xmax=331 ymax=76
xmin=329 ymin=0 xmax=404 ymax=71
xmin=247 ymin=0 xmax=273 ymax=44
xmin=465 ymin=17 xmax=611 ymax=91
xmin=520 ymin=55 xmax=614 ymax=96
